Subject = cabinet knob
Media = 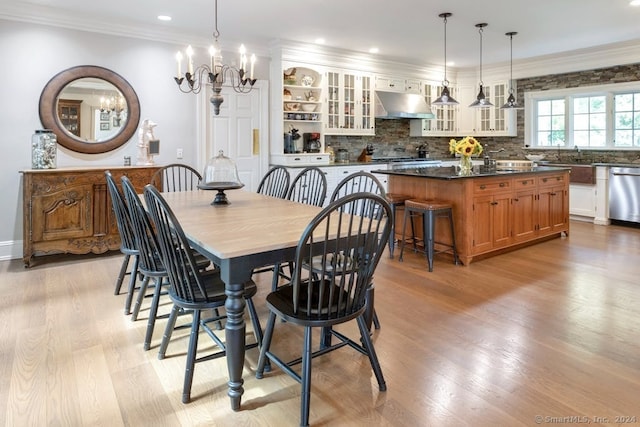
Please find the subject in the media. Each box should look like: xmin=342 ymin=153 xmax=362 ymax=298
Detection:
xmin=480 ymin=184 xmax=486 ymax=189
xmin=499 ymin=182 xmax=506 ymax=187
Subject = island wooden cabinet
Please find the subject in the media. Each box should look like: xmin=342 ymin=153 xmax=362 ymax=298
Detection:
xmin=387 ymin=169 xmax=570 ymax=265
xmin=21 ymin=166 xmax=160 ymax=267
xmin=471 ymin=177 xmax=513 ymax=253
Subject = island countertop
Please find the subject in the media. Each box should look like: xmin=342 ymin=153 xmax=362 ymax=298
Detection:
xmin=383 ymin=166 xmax=570 ymax=265
xmin=373 ymin=165 xmax=571 ymax=179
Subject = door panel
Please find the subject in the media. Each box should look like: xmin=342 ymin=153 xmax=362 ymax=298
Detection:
xmin=200 ymin=82 xmax=268 ymax=193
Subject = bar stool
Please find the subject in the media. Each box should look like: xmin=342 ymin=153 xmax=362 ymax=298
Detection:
xmin=385 ymin=193 xmax=413 ymax=259
xmin=399 ymin=199 xmax=459 ymax=272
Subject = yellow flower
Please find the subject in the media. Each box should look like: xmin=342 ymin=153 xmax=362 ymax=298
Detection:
xmin=449 ymin=136 xmax=483 ymax=157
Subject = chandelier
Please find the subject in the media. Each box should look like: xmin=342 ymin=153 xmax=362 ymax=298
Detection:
xmin=173 ymin=0 xmax=257 ymax=115
xmin=100 ymin=93 xmax=126 ymax=117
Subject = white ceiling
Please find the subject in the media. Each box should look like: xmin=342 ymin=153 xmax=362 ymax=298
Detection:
xmin=2 ymin=0 xmax=640 ymax=69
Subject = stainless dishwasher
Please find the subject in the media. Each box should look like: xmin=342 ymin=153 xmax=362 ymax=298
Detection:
xmin=609 ymin=167 xmax=640 ymax=223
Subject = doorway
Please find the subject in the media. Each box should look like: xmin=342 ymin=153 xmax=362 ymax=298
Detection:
xmin=197 ymin=80 xmax=269 ymax=192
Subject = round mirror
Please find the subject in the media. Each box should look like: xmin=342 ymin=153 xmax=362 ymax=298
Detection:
xmin=39 ymin=65 xmax=140 ymax=154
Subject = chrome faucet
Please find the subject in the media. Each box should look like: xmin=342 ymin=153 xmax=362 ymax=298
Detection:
xmin=483 ymin=147 xmax=505 ymax=166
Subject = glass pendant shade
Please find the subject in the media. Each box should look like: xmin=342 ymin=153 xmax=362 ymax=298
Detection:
xmin=432 ymin=13 xmax=459 ymax=106
xmin=501 ymin=32 xmax=523 ymax=110
xmin=469 ymin=23 xmax=493 ymax=108
xmin=200 ymin=150 xmax=244 ymax=205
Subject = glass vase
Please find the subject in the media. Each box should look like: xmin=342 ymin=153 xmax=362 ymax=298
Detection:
xmin=458 ymin=156 xmax=473 ymax=175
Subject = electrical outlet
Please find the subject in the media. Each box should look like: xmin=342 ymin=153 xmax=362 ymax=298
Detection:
xmin=176 ymin=148 xmax=183 ymax=159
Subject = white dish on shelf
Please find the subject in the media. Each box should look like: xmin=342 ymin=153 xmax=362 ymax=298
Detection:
xmin=301 ymin=104 xmax=316 ymax=112
xmin=284 ymin=102 xmax=300 ymax=111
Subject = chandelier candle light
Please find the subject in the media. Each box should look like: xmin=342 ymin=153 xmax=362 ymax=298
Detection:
xmin=174 ymin=0 xmax=257 ymax=115
xmin=450 ymin=136 xmax=483 ymax=175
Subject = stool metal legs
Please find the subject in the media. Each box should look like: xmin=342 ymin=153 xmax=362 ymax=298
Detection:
xmin=398 ymin=205 xmax=459 ymax=272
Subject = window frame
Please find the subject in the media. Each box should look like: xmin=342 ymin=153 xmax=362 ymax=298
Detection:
xmin=524 ymin=81 xmax=640 ymax=150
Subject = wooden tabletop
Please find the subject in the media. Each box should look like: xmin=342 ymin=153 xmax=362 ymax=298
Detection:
xmin=158 ymin=189 xmax=324 ymax=260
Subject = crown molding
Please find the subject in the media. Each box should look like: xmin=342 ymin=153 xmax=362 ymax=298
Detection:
xmin=3 ymin=3 xmax=639 ymax=81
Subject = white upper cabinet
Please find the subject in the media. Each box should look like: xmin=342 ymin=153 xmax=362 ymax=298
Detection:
xmin=464 ymin=80 xmax=516 ymax=137
xmin=325 ymin=69 xmax=374 ymax=136
xmin=374 ymin=75 xmax=423 ymax=94
xmin=409 ymin=82 xmax=458 ymax=136
xmin=410 ymin=80 xmax=516 ymax=137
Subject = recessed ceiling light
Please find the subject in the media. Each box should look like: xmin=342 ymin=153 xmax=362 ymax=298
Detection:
xmin=630 ymin=0 xmax=640 ymax=6
xmin=157 ymin=15 xmax=172 ymax=21
xmin=314 ymin=38 xmax=325 ymax=44
xmin=369 ymin=47 xmax=379 ymax=54
xmin=447 ymin=61 xmax=455 ymax=67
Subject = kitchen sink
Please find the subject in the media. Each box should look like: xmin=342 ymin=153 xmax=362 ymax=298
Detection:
xmin=539 ymin=161 xmax=595 ymax=184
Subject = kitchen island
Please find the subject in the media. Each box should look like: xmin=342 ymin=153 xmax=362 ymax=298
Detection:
xmin=375 ymin=165 xmax=570 ymax=265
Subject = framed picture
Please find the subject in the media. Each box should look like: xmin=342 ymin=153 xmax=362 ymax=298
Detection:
xmin=112 ymin=116 xmax=121 ymax=128
xmin=100 ymin=122 xmax=110 ymax=131
xmin=100 ymin=112 xmax=110 ymax=121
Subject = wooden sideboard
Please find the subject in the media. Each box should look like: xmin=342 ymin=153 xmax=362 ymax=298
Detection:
xmin=20 ymin=166 xmax=160 ymax=267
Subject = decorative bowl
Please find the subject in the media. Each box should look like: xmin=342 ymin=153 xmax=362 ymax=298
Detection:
xmin=525 ymin=154 xmax=545 ymax=162
xmin=301 ymin=104 xmax=316 ymax=112
xmin=284 ymin=102 xmax=300 ymax=111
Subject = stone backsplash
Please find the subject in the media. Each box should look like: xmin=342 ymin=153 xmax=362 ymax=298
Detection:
xmin=326 ymin=62 xmax=640 ymax=164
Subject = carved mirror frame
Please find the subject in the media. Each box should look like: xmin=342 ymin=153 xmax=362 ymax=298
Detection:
xmin=39 ymin=65 xmax=140 ymax=154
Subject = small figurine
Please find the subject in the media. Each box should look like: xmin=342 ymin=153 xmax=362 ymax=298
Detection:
xmin=137 ymin=119 xmax=157 ymax=165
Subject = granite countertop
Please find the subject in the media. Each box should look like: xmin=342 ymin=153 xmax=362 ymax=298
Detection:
xmin=374 ymin=165 xmax=571 ymax=180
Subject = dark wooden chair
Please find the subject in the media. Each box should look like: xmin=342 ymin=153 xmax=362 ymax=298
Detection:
xmin=258 ymin=166 xmax=328 ymax=291
xmin=121 ymin=177 xmax=211 ymax=351
xmin=325 ymin=171 xmax=386 ymax=330
xmin=105 ymin=171 xmax=140 ymax=315
xmin=286 ymin=166 xmax=327 ymax=207
xmin=150 ymin=163 xmax=202 ymax=192
xmin=143 ymin=184 xmax=263 ymax=404
xmin=257 ymin=166 xmax=290 ymax=199
xmin=256 ymin=192 xmax=392 ymax=427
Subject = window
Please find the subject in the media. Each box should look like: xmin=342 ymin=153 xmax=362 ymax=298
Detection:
xmin=614 ymin=92 xmax=640 ymax=148
xmin=573 ymin=95 xmax=606 ymax=147
xmin=535 ymin=99 xmax=565 ymax=147
xmin=525 ymin=82 xmax=640 ymax=149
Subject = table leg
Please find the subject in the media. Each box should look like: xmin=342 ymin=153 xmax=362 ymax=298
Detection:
xmin=225 ymin=281 xmax=246 ymax=411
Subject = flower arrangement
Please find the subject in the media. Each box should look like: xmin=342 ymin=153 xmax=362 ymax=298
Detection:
xmin=449 ymin=136 xmax=483 ymax=157
xmin=450 ymin=136 xmax=482 ymax=175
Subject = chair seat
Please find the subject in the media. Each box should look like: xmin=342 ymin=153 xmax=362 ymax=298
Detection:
xmin=306 ymin=252 xmax=355 ymax=272
xmin=265 ymin=281 xmax=361 ymax=327
xmin=405 ymin=199 xmax=452 ymax=211
xmin=385 ymin=193 xmax=412 ymax=205
xmin=169 ymin=269 xmax=257 ymax=309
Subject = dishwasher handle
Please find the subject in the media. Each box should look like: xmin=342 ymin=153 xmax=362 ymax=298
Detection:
xmin=611 ymin=172 xmax=640 ymax=177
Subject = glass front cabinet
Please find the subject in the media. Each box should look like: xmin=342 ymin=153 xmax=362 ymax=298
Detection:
xmin=325 ymin=69 xmax=374 ymax=135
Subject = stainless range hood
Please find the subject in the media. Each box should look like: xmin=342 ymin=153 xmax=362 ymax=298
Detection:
xmin=374 ymin=91 xmax=435 ymax=119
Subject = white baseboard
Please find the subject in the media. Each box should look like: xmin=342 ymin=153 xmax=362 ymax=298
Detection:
xmin=0 ymin=240 xmax=22 ymax=262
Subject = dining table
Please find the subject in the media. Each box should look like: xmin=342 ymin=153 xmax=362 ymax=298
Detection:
xmin=153 ymin=189 xmax=326 ymax=410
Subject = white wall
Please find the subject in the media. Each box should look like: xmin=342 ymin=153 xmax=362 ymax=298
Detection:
xmin=0 ymin=19 xmax=269 ymax=260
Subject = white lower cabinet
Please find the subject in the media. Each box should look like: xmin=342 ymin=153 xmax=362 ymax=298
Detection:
xmin=569 ymin=183 xmax=596 ymax=220
xmin=286 ymin=163 xmax=388 ymax=206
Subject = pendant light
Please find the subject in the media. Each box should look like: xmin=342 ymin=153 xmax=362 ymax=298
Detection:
xmin=469 ymin=23 xmax=493 ymax=108
xmin=432 ymin=12 xmax=459 ymax=106
xmin=501 ymin=31 xmax=523 ymax=109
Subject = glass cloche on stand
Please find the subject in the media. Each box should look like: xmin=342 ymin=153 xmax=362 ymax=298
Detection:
xmin=198 ymin=150 xmax=244 ymax=205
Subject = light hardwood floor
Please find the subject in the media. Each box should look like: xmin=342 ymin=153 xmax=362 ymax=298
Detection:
xmin=1 ymin=221 xmax=639 ymax=426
